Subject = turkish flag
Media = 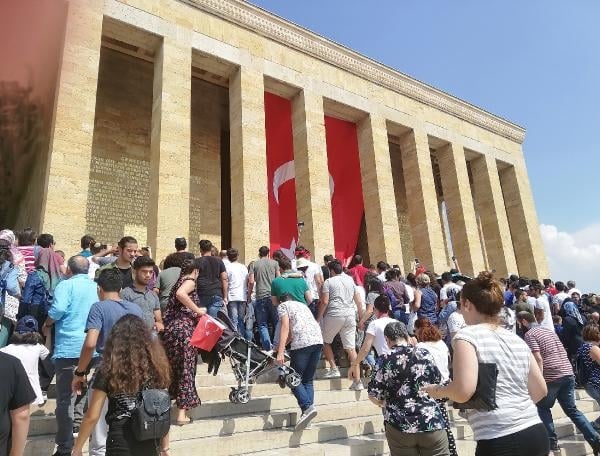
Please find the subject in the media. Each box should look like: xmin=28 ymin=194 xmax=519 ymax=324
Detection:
xmin=264 ymin=92 xmax=298 ymax=258
xmin=324 ymin=116 xmax=364 ymax=264
xmin=190 ymin=315 xmax=226 ymax=351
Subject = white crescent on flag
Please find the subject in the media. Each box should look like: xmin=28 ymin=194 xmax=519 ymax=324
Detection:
xmin=273 ymin=160 xmax=295 ymax=205
xmin=273 ymin=160 xmax=335 ymax=204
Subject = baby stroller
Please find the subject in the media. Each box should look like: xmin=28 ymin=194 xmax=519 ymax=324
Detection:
xmin=209 ymin=310 xmax=302 ymax=404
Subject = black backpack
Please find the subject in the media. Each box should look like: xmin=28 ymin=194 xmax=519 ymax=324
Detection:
xmin=130 ymin=388 xmax=171 ymax=441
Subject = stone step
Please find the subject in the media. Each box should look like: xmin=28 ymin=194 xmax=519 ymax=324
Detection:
xmin=32 ymin=376 xmax=360 ymax=419
xmin=28 ymin=393 xmax=377 ymax=438
xmin=25 ymin=414 xmax=385 ymax=456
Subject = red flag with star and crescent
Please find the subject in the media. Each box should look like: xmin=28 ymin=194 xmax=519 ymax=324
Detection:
xmin=264 ymin=93 xmax=365 ymax=263
xmin=264 ymin=92 xmax=298 ymax=258
xmin=324 ymin=115 xmax=364 ymax=264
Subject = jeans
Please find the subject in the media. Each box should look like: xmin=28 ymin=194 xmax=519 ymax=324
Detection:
xmin=199 ymin=295 xmax=225 ymax=319
xmin=89 ymin=373 xmax=109 ymax=456
xmin=228 ymin=300 xmax=252 ymax=340
xmin=254 ymin=296 xmax=279 ymax=350
xmin=308 ymin=299 xmax=319 ymax=319
xmin=536 ymin=375 xmax=600 ymax=446
xmin=106 ymin=419 xmax=160 ymax=456
xmin=54 ymin=358 xmax=89 ymax=454
xmin=475 ymin=422 xmax=549 ymax=456
xmin=290 ymin=344 xmax=322 ymax=412
xmin=586 ymin=383 xmax=600 ymax=426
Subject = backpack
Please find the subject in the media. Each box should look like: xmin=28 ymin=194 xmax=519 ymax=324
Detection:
xmin=384 ymin=287 xmax=400 ymax=312
xmin=130 ymin=388 xmax=171 ymax=441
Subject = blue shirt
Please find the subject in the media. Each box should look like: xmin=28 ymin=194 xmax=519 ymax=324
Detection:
xmin=0 ymin=261 xmax=20 ymax=310
xmin=85 ymin=299 xmax=143 ymax=354
xmin=48 ymin=274 xmax=99 ymax=360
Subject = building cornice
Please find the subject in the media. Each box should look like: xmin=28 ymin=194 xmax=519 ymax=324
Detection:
xmin=182 ymin=0 xmax=525 ymax=144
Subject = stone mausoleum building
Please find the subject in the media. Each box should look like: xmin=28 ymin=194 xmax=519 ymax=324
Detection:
xmin=8 ymin=0 xmax=548 ymax=279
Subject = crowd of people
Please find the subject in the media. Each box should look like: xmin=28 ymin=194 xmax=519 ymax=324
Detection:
xmin=0 ymin=226 xmax=599 ymax=456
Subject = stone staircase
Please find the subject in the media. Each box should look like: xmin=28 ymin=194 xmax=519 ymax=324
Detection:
xmin=25 ymin=360 xmax=600 ymax=455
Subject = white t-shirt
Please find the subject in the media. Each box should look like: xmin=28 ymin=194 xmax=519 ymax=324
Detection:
xmin=552 ymin=291 xmax=569 ymax=310
xmin=453 ymin=324 xmax=541 ymax=440
xmin=417 ymin=340 xmax=450 ymax=382
xmin=535 ymin=295 xmax=554 ymax=331
xmin=440 ymin=283 xmax=462 ymax=302
xmin=366 ymin=316 xmax=395 ymax=357
xmin=226 ymin=261 xmax=248 ymax=302
xmin=404 ymin=283 xmax=415 ymax=303
xmin=302 ymin=261 xmax=322 ymax=300
xmin=0 ymin=343 xmax=49 ymax=405
xmin=354 ymin=285 xmax=366 ymax=312
xmin=447 ymin=311 xmax=466 ymax=337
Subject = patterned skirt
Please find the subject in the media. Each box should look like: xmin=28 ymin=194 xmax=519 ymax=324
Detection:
xmin=162 ymin=315 xmax=201 ymax=410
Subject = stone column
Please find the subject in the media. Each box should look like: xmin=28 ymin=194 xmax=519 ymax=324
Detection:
xmin=41 ymin=0 xmax=104 ymax=252
xmin=229 ymin=67 xmax=269 ymax=263
xmin=499 ymin=161 xmax=549 ymax=279
xmin=437 ymin=143 xmax=486 ymax=276
xmin=356 ymin=115 xmax=404 ymax=266
xmin=291 ymin=91 xmax=334 ymax=262
xmin=470 ymin=154 xmax=518 ymax=277
xmin=399 ymin=130 xmax=447 ymax=273
xmin=148 ymin=33 xmax=192 ymax=262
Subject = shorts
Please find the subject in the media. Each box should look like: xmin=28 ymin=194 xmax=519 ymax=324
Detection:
xmin=321 ymin=315 xmax=356 ymax=349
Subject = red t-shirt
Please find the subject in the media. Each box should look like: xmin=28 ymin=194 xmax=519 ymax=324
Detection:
xmin=349 ymin=264 xmax=369 ymax=287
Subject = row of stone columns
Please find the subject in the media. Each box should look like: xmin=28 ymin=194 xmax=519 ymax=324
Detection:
xmin=42 ymin=8 xmax=547 ymax=279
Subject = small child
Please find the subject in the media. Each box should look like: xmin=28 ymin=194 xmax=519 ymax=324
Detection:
xmin=0 ymin=315 xmax=50 ymax=405
xmin=553 ymin=315 xmax=563 ymax=337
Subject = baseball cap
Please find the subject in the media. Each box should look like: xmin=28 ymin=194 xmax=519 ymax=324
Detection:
xmin=16 ymin=315 xmax=39 ymax=334
xmin=296 ymin=257 xmax=311 ymax=269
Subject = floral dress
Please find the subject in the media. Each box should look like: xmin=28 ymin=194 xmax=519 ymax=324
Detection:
xmin=368 ymin=344 xmax=457 ymax=455
xmin=162 ymin=277 xmax=201 ymax=410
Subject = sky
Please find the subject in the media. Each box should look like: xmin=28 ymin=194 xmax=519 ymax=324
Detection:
xmin=251 ymin=0 xmax=600 ymax=292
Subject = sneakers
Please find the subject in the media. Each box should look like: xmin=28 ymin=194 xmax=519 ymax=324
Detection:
xmin=41 ymin=391 xmax=48 ymax=404
xmin=72 ymin=425 xmax=80 ymax=438
xmin=322 ymin=367 xmax=341 ymax=379
xmin=295 ymin=405 xmax=317 ymax=431
xmin=349 ymin=380 xmax=364 ymax=391
xmin=549 ymin=440 xmax=560 ymax=452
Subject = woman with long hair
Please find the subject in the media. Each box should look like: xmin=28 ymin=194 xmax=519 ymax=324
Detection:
xmin=425 ymin=272 xmax=549 ymax=456
xmin=161 ymin=257 xmax=205 ymax=425
xmin=72 ymin=315 xmax=171 ymax=456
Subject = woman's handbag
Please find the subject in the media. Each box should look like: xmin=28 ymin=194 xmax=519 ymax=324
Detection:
xmin=131 ymin=388 xmax=171 ymax=441
xmin=452 ymin=362 xmax=499 ymax=411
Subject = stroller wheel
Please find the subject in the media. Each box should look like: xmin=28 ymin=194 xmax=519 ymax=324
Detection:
xmin=285 ymin=372 xmax=302 ymax=388
xmin=229 ymin=389 xmax=237 ymax=403
xmin=236 ymin=388 xmax=250 ymax=404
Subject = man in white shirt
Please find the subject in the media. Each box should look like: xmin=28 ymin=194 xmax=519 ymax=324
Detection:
xmin=552 ymin=281 xmax=569 ymax=314
xmin=225 ymin=248 xmax=250 ymax=339
xmin=567 ymin=280 xmax=582 ymax=298
xmin=295 ymin=256 xmax=323 ymax=319
xmin=529 ymin=282 xmax=554 ymax=331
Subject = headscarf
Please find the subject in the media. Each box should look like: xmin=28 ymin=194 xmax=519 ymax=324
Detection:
xmin=561 ymin=298 xmax=584 ymax=326
xmin=36 ymin=248 xmax=63 ymax=291
xmin=0 ymin=229 xmax=23 ymax=265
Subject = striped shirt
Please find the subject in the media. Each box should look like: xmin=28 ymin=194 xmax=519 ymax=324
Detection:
xmin=524 ymin=326 xmax=573 ymax=382
xmin=454 ymin=324 xmax=541 ymax=440
xmin=17 ymin=246 xmax=36 ymax=273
